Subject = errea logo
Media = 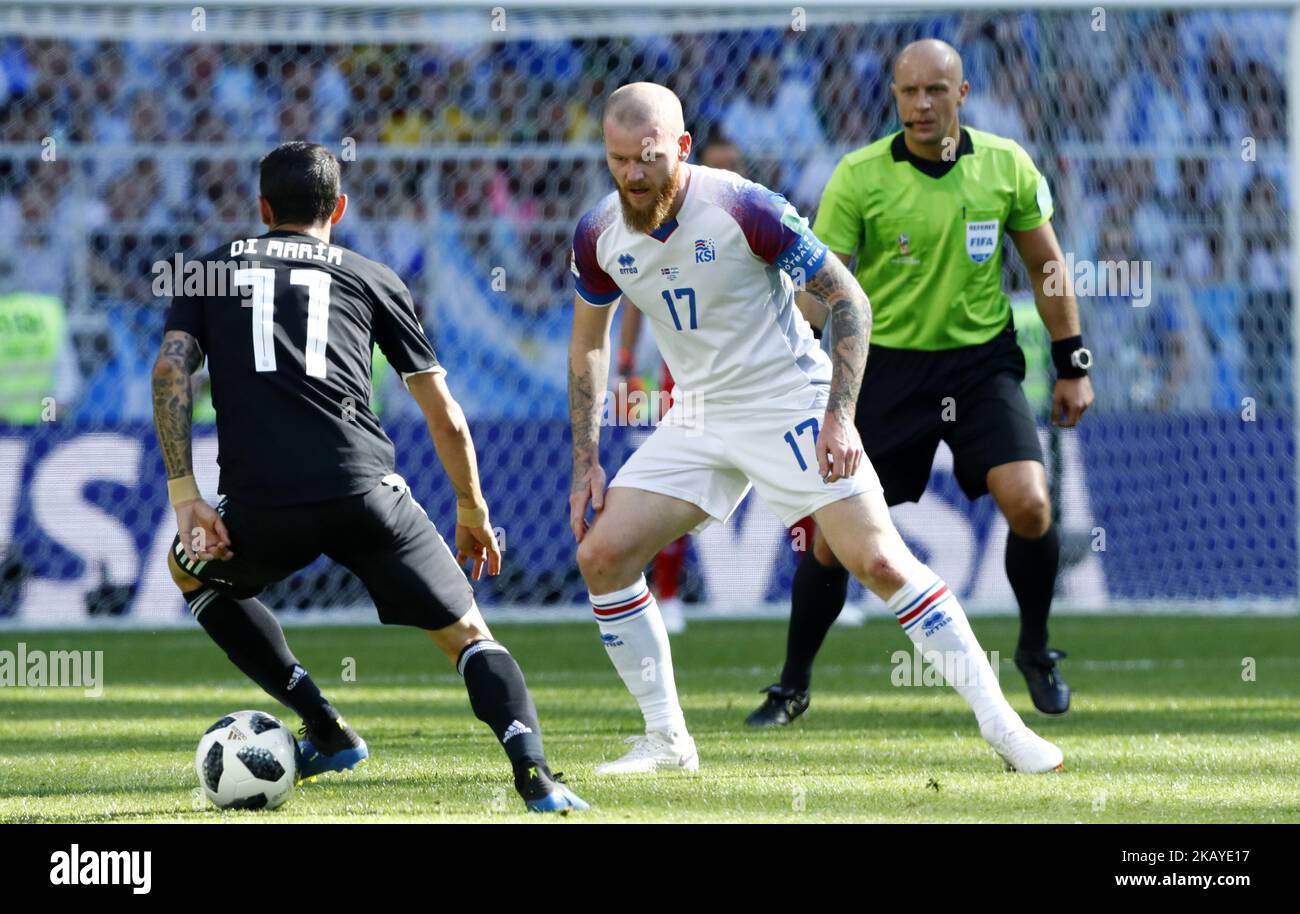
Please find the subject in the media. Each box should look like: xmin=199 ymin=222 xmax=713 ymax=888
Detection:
xmin=617 ymin=253 xmax=638 ymax=275
xmin=922 ymin=610 xmax=952 ymax=636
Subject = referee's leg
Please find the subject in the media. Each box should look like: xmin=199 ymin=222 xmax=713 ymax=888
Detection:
xmin=953 ymin=369 xmax=1069 ymax=716
xmin=985 ymin=459 xmax=1069 ymax=714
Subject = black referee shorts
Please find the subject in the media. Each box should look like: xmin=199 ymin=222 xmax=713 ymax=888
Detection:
xmin=170 ymin=475 xmax=474 ymax=630
xmin=856 ymin=322 xmax=1045 ymax=505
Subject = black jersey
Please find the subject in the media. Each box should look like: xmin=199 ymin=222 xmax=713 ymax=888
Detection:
xmin=164 ymin=229 xmax=439 ymax=507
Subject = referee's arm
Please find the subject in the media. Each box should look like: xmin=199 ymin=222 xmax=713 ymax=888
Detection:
xmin=1009 ymin=222 xmax=1095 ymax=428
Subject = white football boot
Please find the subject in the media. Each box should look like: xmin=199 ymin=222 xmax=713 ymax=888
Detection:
xmin=983 ymin=723 xmax=1064 ymax=773
xmin=595 ymin=730 xmax=699 ymax=775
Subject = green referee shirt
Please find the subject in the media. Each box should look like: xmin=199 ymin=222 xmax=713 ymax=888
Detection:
xmin=813 ymin=126 xmax=1053 ymax=350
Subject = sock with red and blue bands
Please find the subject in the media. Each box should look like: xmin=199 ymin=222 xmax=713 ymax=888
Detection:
xmin=591 ymin=574 xmax=687 ymax=735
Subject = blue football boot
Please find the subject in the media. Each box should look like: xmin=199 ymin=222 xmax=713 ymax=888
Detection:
xmin=519 ymin=765 xmax=590 ymax=814
xmin=296 ymin=717 xmax=369 ymax=783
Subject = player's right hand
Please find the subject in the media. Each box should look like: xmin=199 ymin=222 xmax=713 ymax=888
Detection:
xmin=456 ymin=521 xmax=501 ymax=580
xmin=174 ymin=498 xmax=234 ymax=563
xmin=816 ymin=410 xmax=864 ymax=483
xmin=569 ymin=462 xmax=607 ymax=543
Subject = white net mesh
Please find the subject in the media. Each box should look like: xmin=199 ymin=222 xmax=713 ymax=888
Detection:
xmin=0 ymin=2 xmax=1293 ymax=624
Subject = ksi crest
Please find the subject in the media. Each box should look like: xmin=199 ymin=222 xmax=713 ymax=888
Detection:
xmin=965 ymin=219 xmax=999 ymax=264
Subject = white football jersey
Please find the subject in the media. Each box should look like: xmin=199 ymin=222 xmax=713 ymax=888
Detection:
xmin=571 ymin=164 xmax=832 ymax=407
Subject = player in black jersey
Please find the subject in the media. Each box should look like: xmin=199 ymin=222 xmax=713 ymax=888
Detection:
xmin=151 ymin=142 xmax=586 ymax=812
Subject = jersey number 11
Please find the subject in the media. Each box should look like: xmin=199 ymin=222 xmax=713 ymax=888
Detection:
xmin=235 ymin=267 xmax=334 ymax=378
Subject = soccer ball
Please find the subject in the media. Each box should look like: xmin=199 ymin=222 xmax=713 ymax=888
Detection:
xmin=195 ymin=710 xmax=298 ymax=810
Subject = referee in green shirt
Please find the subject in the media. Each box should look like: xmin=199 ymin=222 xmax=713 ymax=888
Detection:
xmin=749 ymin=39 xmax=1094 ymax=724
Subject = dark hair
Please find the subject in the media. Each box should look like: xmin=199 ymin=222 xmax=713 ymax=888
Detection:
xmin=258 ymin=141 xmax=341 ymax=226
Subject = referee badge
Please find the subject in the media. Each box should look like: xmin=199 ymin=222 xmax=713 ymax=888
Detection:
xmin=965 ymin=219 xmax=999 ymax=264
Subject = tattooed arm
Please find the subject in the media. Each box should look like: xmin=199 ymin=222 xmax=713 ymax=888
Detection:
xmin=151 ymin=330 xmax=231 ymax=562
xmin=794 ymin=250 xmax=853 ymax=331
xmin=801 ymin=256 xmax=872 ymax=482
xmin=568 ymin=294 xmax=618 ymax=542
xmin=151 ymin=330 xmax=203 ymax=481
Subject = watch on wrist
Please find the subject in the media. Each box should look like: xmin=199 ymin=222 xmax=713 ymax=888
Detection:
xmin=1051 ymin=336 xmax=1091 ymax=379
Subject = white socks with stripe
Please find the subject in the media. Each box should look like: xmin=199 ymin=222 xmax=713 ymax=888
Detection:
xmin=591 ymin=574 xmax=688 ymax=736
xmin=887 ymin=568 xmax=1022 ymax=736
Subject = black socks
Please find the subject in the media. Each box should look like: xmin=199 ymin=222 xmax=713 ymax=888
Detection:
xmin=187 ymin=590 xmax=558 ymax=800
xmin=458 ymin=640 xmax=551 ymax=799
xmin=186 ymin=588 xmax=336 ymax=731
xmin=779 ymin=550 xmax=851 ymax=693
xmin=1005 ymin=524 xmax=1061 ymax=654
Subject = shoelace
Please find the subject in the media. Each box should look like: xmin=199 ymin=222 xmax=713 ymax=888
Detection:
xmin=1001 ymin=728 xmax=1032 ymax=749
xmin=620 ymin=733 xmax=669 ymax=758
xmin=760 ymin=684 xmax=806 ymax=712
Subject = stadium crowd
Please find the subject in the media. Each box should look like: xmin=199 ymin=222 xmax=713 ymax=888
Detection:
xmin=0 ymin=8 xmax=1290 ymax=421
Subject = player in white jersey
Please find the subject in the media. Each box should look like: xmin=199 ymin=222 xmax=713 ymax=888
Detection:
xmin=568 ymin=82 xmax=1063 ymax=775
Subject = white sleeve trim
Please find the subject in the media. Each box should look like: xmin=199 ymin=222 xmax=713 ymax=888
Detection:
xmin=401 ymin=365 xmax=447 ymax=385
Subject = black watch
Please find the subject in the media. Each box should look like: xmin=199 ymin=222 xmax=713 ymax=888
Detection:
xmin=1052 ymin=336 xmax=1091 ymax=379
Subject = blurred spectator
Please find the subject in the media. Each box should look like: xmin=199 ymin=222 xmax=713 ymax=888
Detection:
xmin=0 ymin=164 xmax=77 ymax=300
xmin=695 ymin=134 xmax=746 ymax=175
xmin=0 ymin=37 xmax=33 ymax=109
xmin=0 ymin=290 xmax=80 ymax=424
xmin=1104 ymin=19 xmax=1212 ymax=150
xmin=961 ymin=76 xmax=1028 ymax=144
xmin=1053 ymin=66 xmax=1104 ymax=143
xmin=0 ymin=15 xmax=1286 ymax=421
xmin=720 ymin=49 xmax=826 ymax=157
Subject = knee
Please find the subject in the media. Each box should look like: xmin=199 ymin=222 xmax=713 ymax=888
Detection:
xmin=429 ymin=609 xmax=493 ymax=666
xmin=859 ymin=554 xmax=910 ymax=593
xmin=576 ymin=534 xmax=636 ymax=591
xmin=841 ymin=546 xmax=911 ymax=594
xmin=1003 ymin=490 xmax=1052 ymax=538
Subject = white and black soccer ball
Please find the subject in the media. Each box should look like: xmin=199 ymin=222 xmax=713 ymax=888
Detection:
xmin=195 ymin=710 xmax=297 ymax=810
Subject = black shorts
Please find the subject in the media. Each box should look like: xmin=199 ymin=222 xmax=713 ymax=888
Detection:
xmin=171 ymin=475 xmax=474 ymax=630
xmin=856 ymin=322 xmax=1044 ymax=505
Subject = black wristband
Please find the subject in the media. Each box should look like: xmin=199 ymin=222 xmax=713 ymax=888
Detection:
xmin=1051 ymin=335 xmax=1089 ymax=379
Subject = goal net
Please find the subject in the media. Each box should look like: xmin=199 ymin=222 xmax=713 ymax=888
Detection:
xmin=0 ymin=1 xmax=1294 ymax=625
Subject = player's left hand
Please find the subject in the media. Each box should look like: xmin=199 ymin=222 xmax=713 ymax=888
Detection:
xmin=456 ymin=521 xmax=502 ymax=581
xmin=1051 ymin=376 xmax=1094 ymax=428
xmin=817 ymin=411 xmax=863 ymax=483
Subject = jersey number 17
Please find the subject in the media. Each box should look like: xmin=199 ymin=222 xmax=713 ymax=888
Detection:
xmin=661 ymin=287 xmax=698 ymax=331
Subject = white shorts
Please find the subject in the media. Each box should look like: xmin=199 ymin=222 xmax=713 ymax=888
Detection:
xmin=608 ymin=387 xmax=882 ymax=530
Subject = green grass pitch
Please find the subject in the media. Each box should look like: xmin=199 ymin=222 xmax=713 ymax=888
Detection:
xmin=1 ymin=616 xmax=1297 ymax=823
